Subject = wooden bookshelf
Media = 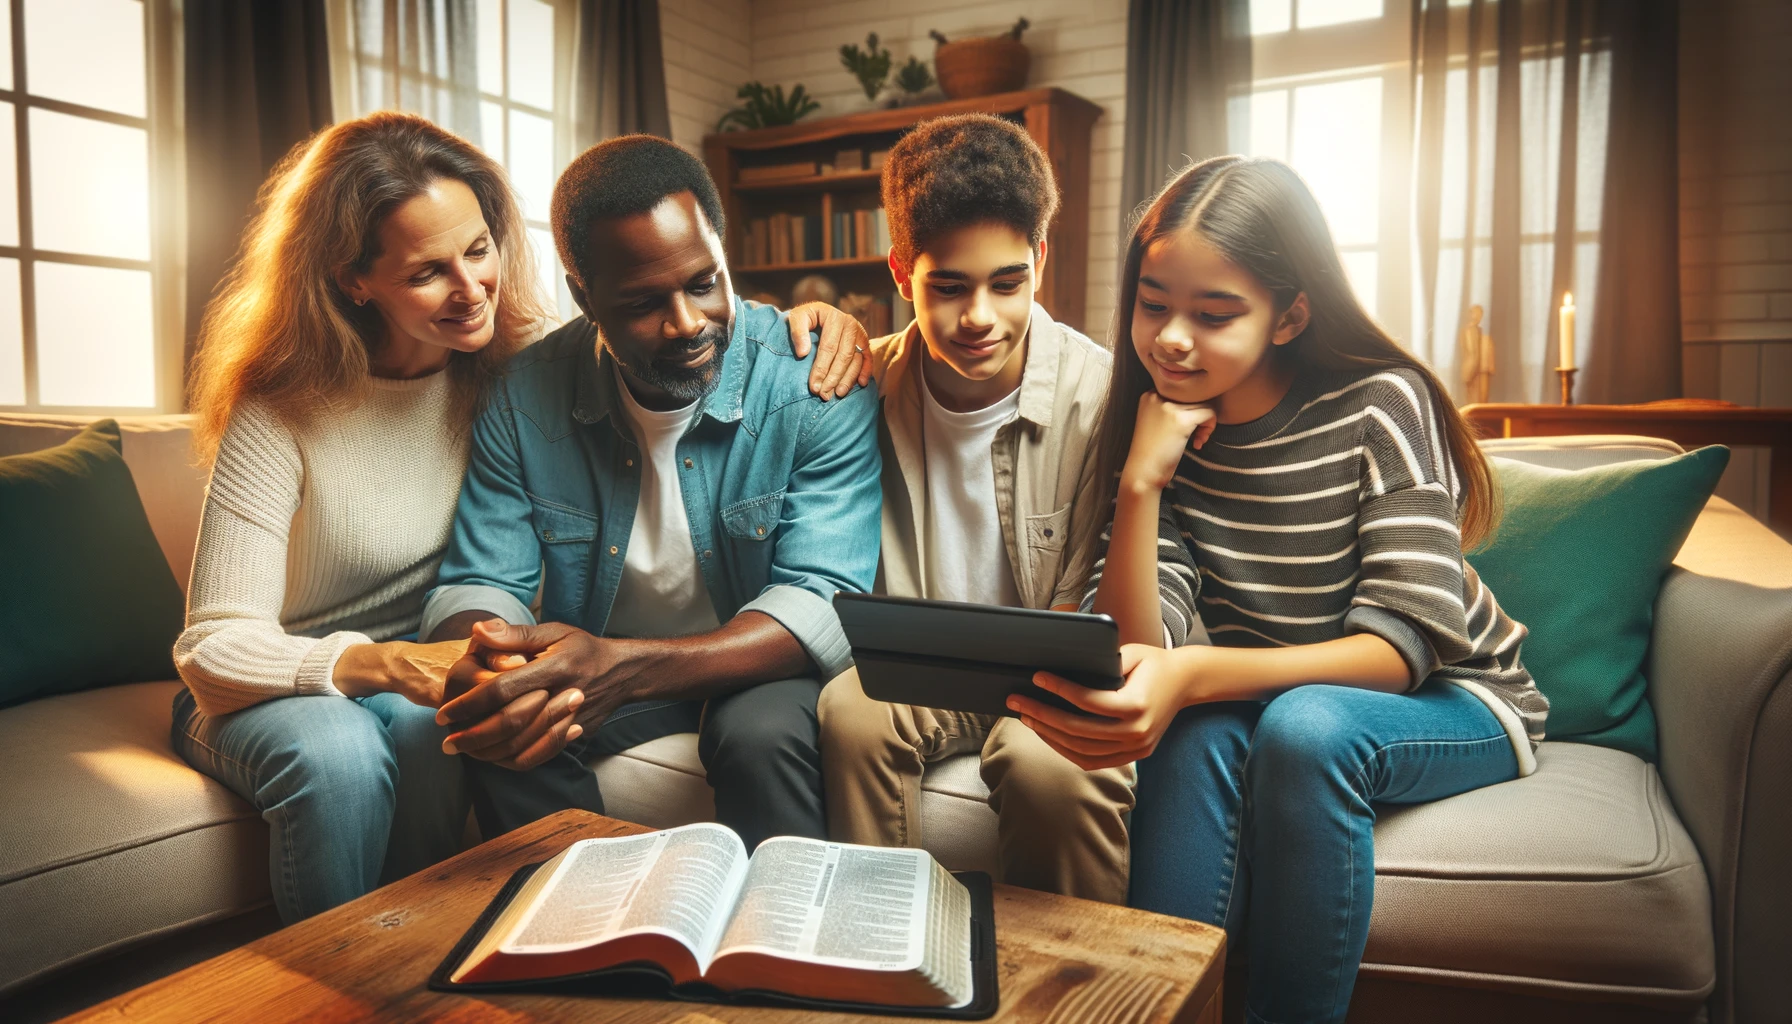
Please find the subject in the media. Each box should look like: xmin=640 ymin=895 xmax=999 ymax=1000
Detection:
xmin=704 ymin=87 xmax=1103 ymax=333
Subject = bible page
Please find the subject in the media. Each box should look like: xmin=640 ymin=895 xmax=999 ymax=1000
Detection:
xmin=499 ymin=823 xmax=748 ymax=959
xmin=711 ymin=838 xmax=934 ymax=972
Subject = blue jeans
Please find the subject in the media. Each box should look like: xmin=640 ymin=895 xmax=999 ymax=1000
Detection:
xmin=171 ymin=687 xmax=468 ymax=924
xmin=1129 ymin=683 xmax=1519 ymax=1024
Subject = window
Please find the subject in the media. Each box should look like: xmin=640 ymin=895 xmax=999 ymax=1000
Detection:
xmin=1244 ymin=1 xmax=1409 ymax=329
xmin=0 ymin=0 xmax=178 ymax=412
xmin=1242 ymin=0 xmax=1609 ymax=398
xmin=328 ymin=0 xmax=576 ymax=324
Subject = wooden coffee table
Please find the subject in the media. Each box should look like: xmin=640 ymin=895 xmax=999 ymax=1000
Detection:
xmin=61 ymin=810 xmax=1224 ymax=1023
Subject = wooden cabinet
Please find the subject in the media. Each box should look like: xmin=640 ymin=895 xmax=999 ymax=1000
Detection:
xmin=703 ymin=87 xmax=1103 ymax=333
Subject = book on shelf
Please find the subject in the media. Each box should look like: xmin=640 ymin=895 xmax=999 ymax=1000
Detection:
xmin=868 ymin=149 xmax=890 ymax=171
xmin=787 ymin=215 xmax=807 ymax=265
xmin=874 ymin=208 xmax=891 ymax=257
xmin=745 ymin=219 xmax=770 ymax=267
xmin=854 ymin=209 xmax=871 ymax=259
xmin=833 ymin=148 xmax=864 ymax=173
xmin=769 ymin=212 xmax=791 ymax=265
xmin=431 ymin=823 xmax=995 ymax=1017
xmin=738 ymin=161 xmax=820 ymax=184
xmin=804 ymin=216 xmax=823 ymax=265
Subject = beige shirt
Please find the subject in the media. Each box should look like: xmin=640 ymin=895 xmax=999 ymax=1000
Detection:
xmin=871 ymin=303 xmax=1113 ymax=610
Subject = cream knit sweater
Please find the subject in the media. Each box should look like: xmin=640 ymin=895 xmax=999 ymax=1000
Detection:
xmin=174 ymin=372 xmax=468 ymax=715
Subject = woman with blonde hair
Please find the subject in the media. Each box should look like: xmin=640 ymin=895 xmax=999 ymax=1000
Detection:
xmin=174 ymin=111 xmax=872 ymax=922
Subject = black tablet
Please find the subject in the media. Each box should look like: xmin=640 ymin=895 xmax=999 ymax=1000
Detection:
xmin=833 ymin=592 xmax=1122 ymax=718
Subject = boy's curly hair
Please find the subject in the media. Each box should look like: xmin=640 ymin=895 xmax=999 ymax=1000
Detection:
xmin=881 ymin=113 xmax=1059 ymax=269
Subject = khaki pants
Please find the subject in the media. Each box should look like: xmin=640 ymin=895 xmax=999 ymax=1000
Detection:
xmin=818 ymin=669 xmax=1135 ymax=904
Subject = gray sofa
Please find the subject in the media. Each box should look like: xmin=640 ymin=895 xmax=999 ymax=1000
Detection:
xmin=1 ymin=413 xmax=1787 ymax=1022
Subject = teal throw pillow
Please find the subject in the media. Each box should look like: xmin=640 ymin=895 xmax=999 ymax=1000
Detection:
xmin=1466 ymin=445 xmax=1729 ymax=761
xmin=0 ymin=419 xmax=185 ymax=705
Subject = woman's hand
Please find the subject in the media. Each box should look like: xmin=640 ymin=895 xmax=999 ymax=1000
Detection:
xmin=1006 ymin=643 xmax=1194 ymax=770
xmin=787 ymin=301 xmax=873 ymax=400
xmin=333 ymin=639 xmax=476 ymax=708
xmin=1120 ymin=392 xmax=1217 ymax=492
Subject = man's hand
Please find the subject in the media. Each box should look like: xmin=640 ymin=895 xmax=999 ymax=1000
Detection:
xmin=436 ymin=620 xmax=646 ymax=769
xmin=787 ymin=301 xmax=873 ymax=400
xmin=1006 ymin=644 xmax=1192 ymax=771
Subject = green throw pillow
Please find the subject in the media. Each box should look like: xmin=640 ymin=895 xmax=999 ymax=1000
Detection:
xmin=0 ymin=419 xmax=185 ymax=705
xmin=1466 ymin=445 xmax=1730 ymax=761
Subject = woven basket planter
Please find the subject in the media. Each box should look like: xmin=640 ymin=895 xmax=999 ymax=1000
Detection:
xmin=933 ymin=36 xmax=1030 ymax=99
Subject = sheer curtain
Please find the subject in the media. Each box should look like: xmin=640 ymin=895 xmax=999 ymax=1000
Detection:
xmin=1410 ymin=0 xmax=1677 ymax=404
xmin=333 ymin=0 xmax=483 ymax=143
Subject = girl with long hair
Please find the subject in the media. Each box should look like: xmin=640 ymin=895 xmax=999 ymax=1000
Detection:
xmin=1007 ymin=157 xmax=1548 ymax=1023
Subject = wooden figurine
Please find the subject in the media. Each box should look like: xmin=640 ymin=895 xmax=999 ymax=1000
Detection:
xmin=1461 ymin=304 xmax=1494 ymax=404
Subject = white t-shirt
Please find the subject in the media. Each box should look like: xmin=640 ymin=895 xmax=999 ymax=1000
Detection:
xmin=606 ymin=367 xmax=722 ymax=639
xmin=920 ymin=370 xmax=1023 ymax=607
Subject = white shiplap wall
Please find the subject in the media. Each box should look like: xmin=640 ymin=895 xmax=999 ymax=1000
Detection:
xmin=1679 ymin=0 xmax=1792 ymax=521
xmin=664 ymin=0 xmax=1129 ymax=339
xmin=660 ymin=0 xmax=755 ymax=154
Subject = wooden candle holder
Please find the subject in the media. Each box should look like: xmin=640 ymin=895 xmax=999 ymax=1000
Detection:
xmin=1556 ymin=367 xmax=1578 ymax=406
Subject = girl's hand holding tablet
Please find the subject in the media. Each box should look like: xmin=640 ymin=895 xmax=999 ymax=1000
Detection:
xmin=1007 ymin=643 xmax=1187 ymax=771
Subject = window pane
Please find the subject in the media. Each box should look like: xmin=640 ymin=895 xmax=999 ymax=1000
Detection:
xmin=36 ymin=262 xmax=155 ymax=407
xmin=528 ymin=226 xmax=560 ymax=320
xmin=509 ymin=109 xmax=554 ymax=220
xmin=1289 ymin=76 xmax=1381 ymax=247
xmin=0 ymin=103 xmax=17 ymax=247
xmin=508 ymin=0 xmax=554 ymax=110
xmin=1247 ymin=90 xmax=1289 ymax=162
xmin=477 ymin=0 xmax=503 ymax=95
xmin=1340 ymin=250 xmax=1378 ymax=319
xmin=0 ymin=259 xmax=19 ymax=404
xmin=481 ymin=100 xmax=504 ymax=162
xmin=0 ymin=4 xmax=12 ymax=91
xmin=1296 ymin=0 xmax=1383 ymax=29
xmin=1251 ymin=0 xmax=1292 ymax=34
xmin=30 ymin=109 xmax=150 ymax=259
xmin=24 ymin=0 xmax=146 ymax=117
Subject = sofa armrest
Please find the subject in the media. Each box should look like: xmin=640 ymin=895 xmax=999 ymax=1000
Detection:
xmin=1648 ymin=496 xmax=1792 ymax=1023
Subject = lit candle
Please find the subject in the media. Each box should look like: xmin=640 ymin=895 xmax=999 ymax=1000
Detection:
xmin=1559 ymin=291 xmax=1576 ymax=370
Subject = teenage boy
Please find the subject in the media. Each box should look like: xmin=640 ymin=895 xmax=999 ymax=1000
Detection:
xmin=817 ymin=114 xmax=1131 ymax=902
xmin=422 ymin=135 xmax=883 ymax=850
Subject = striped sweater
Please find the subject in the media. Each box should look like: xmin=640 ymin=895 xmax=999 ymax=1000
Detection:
xmin=1084 ymin=366 xmax=1547 ymax=774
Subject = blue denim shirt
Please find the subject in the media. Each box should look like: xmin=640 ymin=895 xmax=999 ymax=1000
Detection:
xmin=420 ymin=297 xmax=882 ymax=679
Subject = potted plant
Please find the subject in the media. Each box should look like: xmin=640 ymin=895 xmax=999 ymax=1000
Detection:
xmin=839 ymin=33 xmax=892 ymax=101
xmin=715 ymin=82 xmax=822 ymax=132
xmin=929 ymin=18 xmax=1030 ymax=100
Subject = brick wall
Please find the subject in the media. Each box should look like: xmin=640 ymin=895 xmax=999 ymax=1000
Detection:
xmin=1679 ymin=0 xmax=1792 ymax=520
xmin=731 ymin=0 xmax=1129 ymax=338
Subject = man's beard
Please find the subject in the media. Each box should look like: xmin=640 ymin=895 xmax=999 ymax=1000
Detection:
xmin=622 ymin=320 xmax=731 ymax=403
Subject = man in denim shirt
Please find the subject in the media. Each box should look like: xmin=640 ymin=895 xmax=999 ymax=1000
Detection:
xmin=421 ymin=136 xmax=882 ymax=848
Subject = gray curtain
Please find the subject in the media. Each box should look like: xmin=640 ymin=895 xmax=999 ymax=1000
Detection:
xmin=571 ymin=0 xmax=672 ymax=148
xmin=184 ymin=0 xmax=334 ymax=365
xmin=347 ymin=0 xmax=482 ymax=143
xmin=1120 ymin=0 xmax=1251 ymax=232
xmin=1410 ymin=0 xmax=1678 ymax=404
xmin=1581 ymin=1 xmax=1680 ymax=404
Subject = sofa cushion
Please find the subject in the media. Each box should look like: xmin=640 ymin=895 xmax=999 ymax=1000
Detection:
xmin=590 ymin=739 xmax=1000 ymax=872
xmin=0 ymin=420 xmax=187 ymax=705
xmin=1467 ymin=444 xmax=1730 ymax=760
xmin=0 ymin=413 xmax=203 ymax=593
xmin=1363 ymin=741 xmax=1714 ymax=1009
xmin=0 ymin=681 xmax=270 ymax=994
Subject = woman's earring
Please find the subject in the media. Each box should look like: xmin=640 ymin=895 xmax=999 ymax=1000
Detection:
xmin=355 ymin=297 xmax=368 ymax=307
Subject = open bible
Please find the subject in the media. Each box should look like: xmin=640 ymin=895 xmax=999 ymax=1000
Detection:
xmin=434 ymin=823 xmax=993 ymax=1015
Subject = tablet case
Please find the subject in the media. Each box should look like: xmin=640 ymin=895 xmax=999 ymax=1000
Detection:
xmin=835 ymin=593 xmax=1122 ymax=718
xmin=429 ymin=863 xmax=999 ymax=1020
